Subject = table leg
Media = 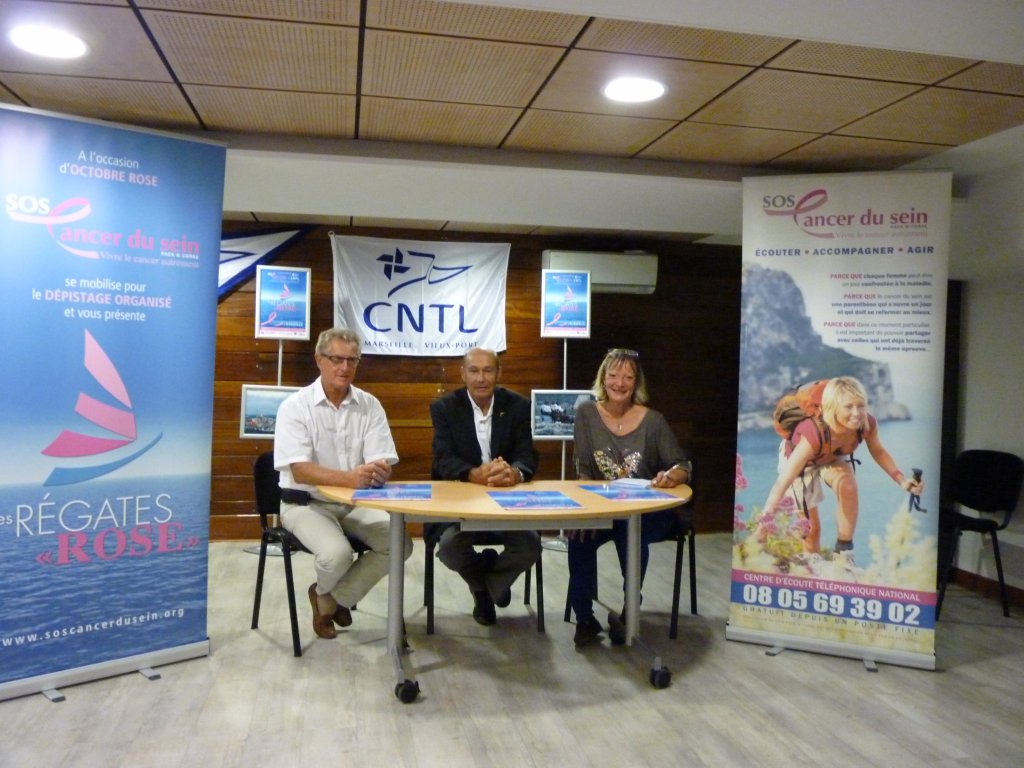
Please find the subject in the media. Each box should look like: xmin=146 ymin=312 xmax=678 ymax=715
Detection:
xmin=388 ymin=512 xmax=418 ymax=702
xmin=625 ymin=513 xmax=641 ymax=646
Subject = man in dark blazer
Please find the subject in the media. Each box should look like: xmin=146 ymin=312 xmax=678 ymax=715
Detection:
xmin=429 ymin=347 xmax=540 ymax=625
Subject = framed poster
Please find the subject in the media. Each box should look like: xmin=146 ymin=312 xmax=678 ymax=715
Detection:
xmin=255 ymin=265 xmax=311 ymax=340
xmin=531 ymin=389 xmax=595 ymax=441
xmin=540 ymin=269 xmax=591 ymax=338
xmin=240 ymin=384 xmax=299 ymax=439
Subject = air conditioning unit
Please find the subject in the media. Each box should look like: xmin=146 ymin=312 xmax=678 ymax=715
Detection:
xmin=541 ymin=250 xmax=658 ymax=295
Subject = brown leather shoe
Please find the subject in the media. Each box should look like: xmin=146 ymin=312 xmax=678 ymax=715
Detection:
xmin=332 ymin=604 xmax=352 ymax=628
xmin=308 ymin=583 xmax=337 ymax=639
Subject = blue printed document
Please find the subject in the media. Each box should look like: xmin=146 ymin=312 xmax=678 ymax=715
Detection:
xmin=581 ymin=482 xmax=675 ymax=501
xmin=352 ymin=483 xmax=433 ymax=500
xmin=487 ymin=490 xmax=582 ymax=509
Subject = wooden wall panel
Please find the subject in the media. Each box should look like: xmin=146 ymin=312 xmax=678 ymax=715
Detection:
xmin=212 ymin=225 xmax=740 ymax=540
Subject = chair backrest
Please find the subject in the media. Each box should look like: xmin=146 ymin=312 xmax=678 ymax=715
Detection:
xmin=951 ymin=449 xmax=1024 ymax=524
xmin=254 ymin=451 xmax=282 ymax=529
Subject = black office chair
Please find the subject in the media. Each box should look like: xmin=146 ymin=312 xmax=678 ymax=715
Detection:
xmin=250 ymin=451 xmax=368 ymax=656
xmin=936 ymin=449 xmax=1024 ymax=619
xmin=423 ymin=523 xmax=545 ymax=634
xmin=563 ymin=503 xmax=697 ymax=639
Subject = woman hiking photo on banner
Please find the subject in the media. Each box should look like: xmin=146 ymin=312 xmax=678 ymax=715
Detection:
xmin=758 ymin=376 xmax=924 ymax=572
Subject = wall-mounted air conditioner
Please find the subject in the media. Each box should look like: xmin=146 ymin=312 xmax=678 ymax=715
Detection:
xmin=541 ymin=250 xmax=658 ymax=295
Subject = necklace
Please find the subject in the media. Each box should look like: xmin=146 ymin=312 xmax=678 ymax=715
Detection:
xmin=601 ymin=402 xmax=630 ymax=432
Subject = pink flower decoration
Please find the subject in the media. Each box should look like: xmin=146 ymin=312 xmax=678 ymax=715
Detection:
xmin=734 ymin=454 xmax=749 ymax=491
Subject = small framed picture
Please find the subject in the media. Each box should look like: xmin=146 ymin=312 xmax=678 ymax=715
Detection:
xmin=240 ymin=384 xmax=299 ymax=439
xmin=531 ymin=389 xmax=595 ymax=441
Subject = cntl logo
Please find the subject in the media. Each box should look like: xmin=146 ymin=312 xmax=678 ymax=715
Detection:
xmin=762 ymin=188 xmax=835 ymax=239
xmin=41 ymin=330 xmax=162 ymax=486
xmin=363 ymin=247 xmax=478 ymax=333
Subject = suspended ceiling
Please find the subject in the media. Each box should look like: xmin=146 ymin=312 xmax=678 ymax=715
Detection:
xmin=1 ymin=0 xmax=1023 ymax=248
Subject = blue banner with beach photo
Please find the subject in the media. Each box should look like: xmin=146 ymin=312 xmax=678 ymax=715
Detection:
xmin=727 ymin=171 xmax=950 ymax=670
xmin=0 ymin=105 xmax=225 ymax=696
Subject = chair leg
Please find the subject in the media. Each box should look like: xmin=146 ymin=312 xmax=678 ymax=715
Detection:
xmin=990 ymin=532 xmax=1010 ymax=618
xmin=935 ymin=529 xmax=960 ymax=620
xmin=535 ymin=554 xmax=545 ymax=633
xmin=670 ymin=533 xmax=684 ymax=639
xmin=281 ymin=546 xmax=302 ymax=657
xmin=524 ymin=566 xmax=532 ymax=605
xmin=425 ymin=538 xmax=436 ymax=635
xmin=251 ymin=535 xmax=269 ymax=630
xmin=688 ymin=526 xmax=698 ymax=615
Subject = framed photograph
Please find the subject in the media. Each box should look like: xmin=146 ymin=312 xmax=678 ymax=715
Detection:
xmin=540 ymin=269 xmax=591 ymax=338
xmin=531 ymin=389 xmax=595 ymax=441
xmin=240 ymin=384 xmax=299 ymax=439
xmin=255 ymin=265 xmax=311 ymax=340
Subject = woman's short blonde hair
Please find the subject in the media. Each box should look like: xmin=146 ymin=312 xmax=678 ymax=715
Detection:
xmin=821 ymin=376 xmax=869 ymax=431
xmin=591 ymin=348 xmax=649 ymax=404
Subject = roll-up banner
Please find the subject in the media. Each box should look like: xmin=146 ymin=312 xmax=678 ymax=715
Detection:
xmin=729 ymin=171 xmax=950 ymax=670
xmin=0 ymin=105 xmax=225 ymax=699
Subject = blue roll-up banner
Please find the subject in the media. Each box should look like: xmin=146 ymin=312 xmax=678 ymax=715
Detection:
xmin=0 ymin=106 xmax=225 ymax=700
xmin=728 ymin=171 xmax=950 ymax=670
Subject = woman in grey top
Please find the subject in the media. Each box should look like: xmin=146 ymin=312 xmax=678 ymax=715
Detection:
xmin=568 ymin=348 xmax=692 ymax=646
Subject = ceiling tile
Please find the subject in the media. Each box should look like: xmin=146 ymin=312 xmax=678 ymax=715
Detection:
xmin=692 ymin=69 xmax=919 ymax=132
xmin=138 ymin=0 xmax=361 ymax=24
xmin=768 ymin=40 xmax=975 ymax=83
xmin=532 ymin=49 xmax=752 ymax=120
xmin=638 ymin=122 xmax=818 ymax=165
xmin=841 ymin=86 xmax=1024 ymax=145
xmin=362 ymin=29 xmax=563 ymax=106
xmin=504 ymin=109 xmax=676 ymax=156
xmin=0 ymin=74 xmax=197 ymax=128
xmin=360 ymin=97 xmax=519 ymax=146
xmin=366 ymin=0 xmax=586 ymax=45
xmin=941 ymin=61 xmax=1024 ymax=96
xmin=187 ymin=85 xmax=355 ymax=137
xmin=141 ymin=10 xmax=358 ymax=92
xmin=768 ymin=134 xmax=945 ymax=172
xmin=0 ymin=2 xmax=168 ymax=80
xmin=578 ymin=18 xmax=793 ymax=65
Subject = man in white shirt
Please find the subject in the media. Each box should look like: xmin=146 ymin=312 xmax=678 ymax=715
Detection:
xmin=275 ymin=327 xmax=412 ymax=640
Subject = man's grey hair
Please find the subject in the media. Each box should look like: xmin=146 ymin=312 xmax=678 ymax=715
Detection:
xmin=315 ymin=327 xmax=362 ymax=355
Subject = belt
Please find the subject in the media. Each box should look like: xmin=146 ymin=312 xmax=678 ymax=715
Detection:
xmin=280 ymin=488 xmax=313 ymax=505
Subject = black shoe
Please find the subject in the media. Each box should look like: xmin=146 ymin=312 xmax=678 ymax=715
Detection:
xmin=486 ymin=571 xmax=513 ymax=608
xmin=472 ymin=590 xmax=496 ymax=626
xmin=607 ymin=611 xmax=626 ymax=646
xmin=573 ymin=615 xmax=603 ymax=647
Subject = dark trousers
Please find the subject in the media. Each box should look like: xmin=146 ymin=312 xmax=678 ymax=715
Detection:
xmin=436 ymin=526 xmax=541 ymax=595
xmin=567 ymin=509 xmax=676 ymax=621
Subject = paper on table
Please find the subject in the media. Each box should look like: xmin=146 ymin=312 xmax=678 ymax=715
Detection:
xmin=352 ymin=483 xmax=433 ymax=500
xmin=610 ymin=478 xmax=652 ymax=489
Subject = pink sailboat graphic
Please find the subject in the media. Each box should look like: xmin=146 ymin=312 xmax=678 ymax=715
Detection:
xmin=42 ymin=330 xmax=161 ymax=486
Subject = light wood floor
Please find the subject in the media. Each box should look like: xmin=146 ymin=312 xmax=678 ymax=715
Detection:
xmin=3 ymin=533 xmax=1024 ymax=768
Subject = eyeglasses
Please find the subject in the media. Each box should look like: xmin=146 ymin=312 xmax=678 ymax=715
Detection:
xmin=607 ymin=348 xmax=639 ymax=358
xmin=322 ymin=354 xmax=360 ymax=367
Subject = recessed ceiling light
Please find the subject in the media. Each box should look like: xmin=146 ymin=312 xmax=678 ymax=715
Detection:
xmin=603 ymin=77 xmax=665 ymax=103
xmin=9 ymin=24 xmax=89 ymax=59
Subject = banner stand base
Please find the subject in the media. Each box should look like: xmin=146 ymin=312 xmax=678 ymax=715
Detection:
xmin=0 ymin=639 xmax=210 ymax=703
xmin=726 ymin=624 xmax=935 ymax=671
xmin=764 ymin=643 xmax=881 ymax=673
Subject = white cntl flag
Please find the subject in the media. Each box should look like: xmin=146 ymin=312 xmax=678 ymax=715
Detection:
xmin=332 ymin=234 xmax=509 ymax=356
